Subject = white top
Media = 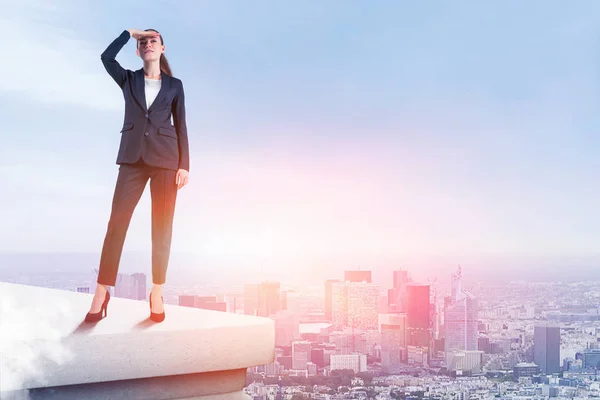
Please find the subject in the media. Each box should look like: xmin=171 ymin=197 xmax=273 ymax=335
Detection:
xmin=145 ymin=77 xmax=162 ymax=109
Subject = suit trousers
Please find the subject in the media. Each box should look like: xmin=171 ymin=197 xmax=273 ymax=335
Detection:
xmin=97 ymin=162 xmax=178 ymax=286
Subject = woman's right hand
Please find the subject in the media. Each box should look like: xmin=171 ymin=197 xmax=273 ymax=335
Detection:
xmin=128 ymin=29 xmax=160 ymax=40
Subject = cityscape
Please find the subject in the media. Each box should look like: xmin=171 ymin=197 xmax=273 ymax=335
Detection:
xmin=3 ymin=260 xmax=600 ymax=399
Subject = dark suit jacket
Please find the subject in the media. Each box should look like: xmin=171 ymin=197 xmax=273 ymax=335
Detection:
xmin=101 ymin=30 xmax=190 ymax=172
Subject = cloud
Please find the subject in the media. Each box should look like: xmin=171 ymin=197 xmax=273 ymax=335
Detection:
xmin=0 ymin=287 xmax=75 ymax=396
xmin=0 ymin=0 xmax=122 ymax=111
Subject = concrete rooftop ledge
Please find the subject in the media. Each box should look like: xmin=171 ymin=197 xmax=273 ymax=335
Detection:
xmin=0 ymin=282 xmax=275 ymax=399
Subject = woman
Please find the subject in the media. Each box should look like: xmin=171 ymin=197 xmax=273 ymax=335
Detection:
xmin=85 ymin=28 xmax=190 ymax=323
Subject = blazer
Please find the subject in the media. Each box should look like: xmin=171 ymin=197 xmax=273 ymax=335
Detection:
xmin=101 ymin=30 xmax=189 ymax=172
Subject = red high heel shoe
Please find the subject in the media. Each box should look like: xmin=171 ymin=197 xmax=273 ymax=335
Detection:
xmin=149 ymin=294 xmax=165 ymax=323
xmin=85 ymin=290 xmax=110 ymax=323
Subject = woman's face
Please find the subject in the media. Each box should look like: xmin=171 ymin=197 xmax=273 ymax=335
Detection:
xmin=136 ymin=35 xmax=164 ymax=62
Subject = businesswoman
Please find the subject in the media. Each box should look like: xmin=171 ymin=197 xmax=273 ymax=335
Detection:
xmin=85 ymin=28 xmax=190 ymax=323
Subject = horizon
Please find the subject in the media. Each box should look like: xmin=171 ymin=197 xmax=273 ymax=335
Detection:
xmin=1 ymin=250 xmax=598 ymax=290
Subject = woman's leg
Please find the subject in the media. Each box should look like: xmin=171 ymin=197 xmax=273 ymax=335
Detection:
xmin=148 ymin=166 xmax=178 ymax=310
xmin=90 ymin=164 xmax=149 ymax=313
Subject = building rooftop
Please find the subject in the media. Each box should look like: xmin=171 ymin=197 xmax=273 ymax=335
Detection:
xmin=0 ymin=281 xmax=275 ymax=399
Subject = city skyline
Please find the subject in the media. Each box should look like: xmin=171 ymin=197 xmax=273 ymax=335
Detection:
xmin=3 ymin=249 xmax=600 ymax=396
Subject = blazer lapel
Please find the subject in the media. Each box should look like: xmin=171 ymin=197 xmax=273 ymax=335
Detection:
xmin=148 ymin=71 xmax=170 ymax=112
xmin=135 ymin=69 xmax=147 ymax=111
xmin=135 ymin=69 xmax=171 ymax=112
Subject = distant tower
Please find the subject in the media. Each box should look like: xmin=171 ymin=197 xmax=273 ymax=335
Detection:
xmin=244 ymin=281 xmax=281 ymax=317
xmin=324 ymin=279 xmax=339 ymax=321
xmin=388 ymin=269 xmax=409 ymax=313
xmin=444 ymin=271 xmax=478 ymax=354
xmin=331 ymin=281 xmax=379 ymax=330
xmin=406 ymin=284 xmax=430 ymax=347
xmin=534 ymin=322 xmax=561 ymax=374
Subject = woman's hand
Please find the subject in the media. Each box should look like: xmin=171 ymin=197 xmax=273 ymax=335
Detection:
xmin=176 ymin=169 xmax=189 ymax=190
xmin=128 ymin=28 xmax=160 ymax=40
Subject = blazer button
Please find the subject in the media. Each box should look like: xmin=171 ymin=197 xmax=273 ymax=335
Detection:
xmin=145 ymin=113 xmax=148 ymax=118
xmin=144 ymin=132 xmax=149 ymax=136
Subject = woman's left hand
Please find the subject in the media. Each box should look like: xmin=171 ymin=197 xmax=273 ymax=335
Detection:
xmin=176 ymin=169 xmax=189 ymax=190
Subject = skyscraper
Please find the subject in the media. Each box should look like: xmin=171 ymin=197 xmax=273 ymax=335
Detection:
xmin=131 ymin=273 xmax=146 ymax=300
xmin=115 ymin=272 xmax=146 ymax=300
xmin=244 ymin=283 xmax=261 ymax=316
xmin=324 ymin=279 xmax=339 ymax=321
xmin=271 ymin=309 xmax=300 ymax=347
xmin=258 ymin=281 xmax=281 ymax=317
xmin=331 ymin=281 xmax=379 ymax=330
xmin=347 ymin=282 xmax=379 ymax=330
xmin=393 ymin=270 xmax=409 ymax=289
xmin=389 ymin=269 xmax=409 ymax=313
xmin=444 ymin=266 xmax=478 ymax=355
xmin=244 ymin=281 xmax=282 ymax=317
xmin=379 ymin=313 xmax=407 ymax=374
xmin=534 ymin=322 xmax=561 ymax=374
xmin=331 ymin=283 xmax=349 ymax=329
xmin=406 ymin=284 xmax=430 ymax=347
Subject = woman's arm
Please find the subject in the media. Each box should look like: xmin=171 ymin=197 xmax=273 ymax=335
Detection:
xmin=100 ymin=30 xmax=133 ymax=87
xmin=173 ymin=80 xmax=190 ymax=173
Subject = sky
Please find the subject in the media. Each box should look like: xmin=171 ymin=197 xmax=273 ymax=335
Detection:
xmin=1 ymin=0 xmax=600 ymax=272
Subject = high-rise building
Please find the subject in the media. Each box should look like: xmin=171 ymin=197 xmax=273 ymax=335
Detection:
xmin=388 ymin=269 xmax=410 ymax=313
xmin=406 ymin=284 xmax=430 ymax=348
xmin=331 ymin=281 xmax=379 ymax=330
xmin=534 ymin=322 xmax=561 ymax=374
xmin=243 ymin=283 xmax=260 ymax=316
xmin=324 ymin=279 xmax=339 ymax=321
xmin=583 ymin=348 xmax=600 ymax=370
xmin=347 ymin=283 xmax=379 ymax=330
xmin=344 ymin=270 xmax=372 ymax=283
xmin=258 ymin=281 xmax=281 ymax=316
xmin=271 ymin=309 xmax=300 ymax=347
xmin=331 ymin=283 xmax=349 ymax=329
xmin=222 ymin=293 xmax=243 ymax=313
xmin=244 ymin=281 xmax=282 ymax=317
xmin=393 ymin=270 xmax=409 ymax=289
xmin=444 ymin=266 xmax=478 ymax=357
xmin=115 ymin=272 xmax=146 ymax=300
xmin=131 ymin=273 xmax=146 ymax=300
xmin=292 ymin=340 xmax=311 ymax=370
xmin=379 ymin=313 xmax=407 ymax=373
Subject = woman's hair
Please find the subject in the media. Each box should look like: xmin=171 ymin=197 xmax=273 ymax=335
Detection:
xmin=144 ymin=28 xmax=173 ymax=77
